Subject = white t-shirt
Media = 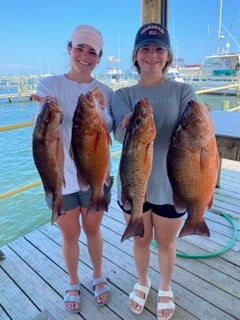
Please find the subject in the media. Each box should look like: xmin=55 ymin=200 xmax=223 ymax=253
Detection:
xmin=36 ymin=74 xmax=113 ymax=195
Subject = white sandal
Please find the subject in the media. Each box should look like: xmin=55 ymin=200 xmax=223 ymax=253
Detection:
xmin=157 ymin=288 xmax=175 ymax=320
xmin=129 ymin=278 xmax=151 ymax=314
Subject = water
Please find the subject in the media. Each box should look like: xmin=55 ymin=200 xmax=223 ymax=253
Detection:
xmin=0 ymin=90 xmax=239 ymax=247
xmin=0 ymin=98 xmax=122 ymax=247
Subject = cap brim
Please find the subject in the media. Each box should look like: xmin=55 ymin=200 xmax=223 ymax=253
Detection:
xmin=134 ymin=39 xmax=169 ymax=51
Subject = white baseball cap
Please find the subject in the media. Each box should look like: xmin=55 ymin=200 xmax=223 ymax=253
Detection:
xmin=71 ymin=25 xmax=103 ymax=55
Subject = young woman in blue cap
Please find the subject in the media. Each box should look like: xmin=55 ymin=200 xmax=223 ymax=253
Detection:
xmin=111 ymin=23 xmax=197 ymax=320
xmin=34 ymin=25 xmax=113 ymax=312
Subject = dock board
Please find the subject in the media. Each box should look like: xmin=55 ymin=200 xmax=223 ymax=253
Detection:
xmin=0 ymin=159 xmax=239 ymax=320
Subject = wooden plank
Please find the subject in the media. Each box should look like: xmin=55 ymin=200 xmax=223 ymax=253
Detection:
xmin=39 ymin=219 xmax=238 ymax=320
xmin=23 ymin=227 xmax=158 ymax=320
xmin=32 ymin=310 xmax=56 ymax=320
xmin=0 ymin=160 xmax=239 ymax=320
xmin=7 ymin=235 xmax=117 ymax=320
xmin=0 ymin=245 xmax=83 ymax=320
xmin=0 ymin=305 xmax=11 ymax=320
xmin=0 ymin=268 xmax=39 ymax=320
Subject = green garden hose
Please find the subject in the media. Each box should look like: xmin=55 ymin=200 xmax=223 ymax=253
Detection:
xmin=151 ymin=213 xmax=238 ymax=259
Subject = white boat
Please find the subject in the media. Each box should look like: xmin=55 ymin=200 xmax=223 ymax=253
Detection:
xmin=201 ymin=0 xmax=240 ymax=81
xmin=202 ymin=53 xmax=240 ymax=79
xmin=167 ymin=67 xmax=184 ymax=82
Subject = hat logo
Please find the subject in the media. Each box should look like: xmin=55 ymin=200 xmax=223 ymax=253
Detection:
xmin=141 ymin=25 xmax=165 ymax=36
xmin=149 ymin=30 xmax=157 ymax=35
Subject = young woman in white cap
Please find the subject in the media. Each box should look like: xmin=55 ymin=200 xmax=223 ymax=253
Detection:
xmin=110 ymin=23 xmax=197 ymax=320
xmin=34 ymin=25 xmax=113 ymax=312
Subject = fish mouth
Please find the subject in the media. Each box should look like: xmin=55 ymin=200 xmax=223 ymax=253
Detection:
xmin=178 ymin=101 xmax=204 ymax=128
xmin=43 ymin=97 xmax=62 ymax=114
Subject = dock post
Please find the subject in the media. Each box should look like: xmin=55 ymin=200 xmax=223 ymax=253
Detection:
xmin=237 ymin=71 xmax=240 ymax=98
xmin=222 ymin=100 xmax=230 ymax=110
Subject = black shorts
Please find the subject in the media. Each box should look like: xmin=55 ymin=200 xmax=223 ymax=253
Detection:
xmin=118 ymin=201 xmax=186 ymax=219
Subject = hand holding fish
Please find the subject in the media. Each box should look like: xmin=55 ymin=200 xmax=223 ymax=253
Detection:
xmin=71 ymin=91 xmax=112 ymax=215
xmin=120 ymin=98 xmax=156 ymax=241
xmin=167 ymin=100 xmax=219 ymax=237
xmin=91 ymin=87 xmax=106 ymax=109
xmin=32 ymin=97 xmax=65 ymax=224
xmin=122 ymin=113 xmax=132 ymax=129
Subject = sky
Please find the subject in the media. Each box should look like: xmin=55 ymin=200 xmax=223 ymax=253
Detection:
xmin=1 ymin=0 xmax=240 ymax=76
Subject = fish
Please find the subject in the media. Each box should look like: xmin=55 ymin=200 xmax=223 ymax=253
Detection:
xmin=71 ymin=91 xmax=112 ymax=215
xmin=119 ymin=98 xmax=156 ymax=242
xmin=167 ymin=100 xmax=220 ymax=237
xmin=32 ymin=96 xmax=65 ymax=224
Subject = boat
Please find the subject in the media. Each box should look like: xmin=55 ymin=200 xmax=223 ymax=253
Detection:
xmin=167 ymin=67 xmax=184 ymax=82
xmin=104 ymin=56 xmax=125 ymax=84
xmin=202 ymin=52 xmax=240 ymax=79
xmin=201 ymin=0 xmax=240 ymax=81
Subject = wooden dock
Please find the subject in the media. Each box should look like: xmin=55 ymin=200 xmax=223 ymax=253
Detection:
xmin=0 ymin=92 xmax=33 ymax=103
xmin=0 ymin=159 xmax=239 ymax=320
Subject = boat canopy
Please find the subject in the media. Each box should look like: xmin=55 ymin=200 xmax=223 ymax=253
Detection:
xmin=202 ymin=53 xmax=240 ymax=76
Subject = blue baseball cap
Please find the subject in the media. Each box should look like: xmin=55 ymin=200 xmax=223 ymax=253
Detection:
xmin=134 ymin=23 xmax=170 ymax=51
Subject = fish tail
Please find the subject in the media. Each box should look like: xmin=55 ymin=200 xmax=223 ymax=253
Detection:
xmin=121 ymin=216 xmax=144 ymax=242
xmin=87 ymin=196 xmax=108 ymax=215
xmin=179 ymin=218 xmax=210 ymax=238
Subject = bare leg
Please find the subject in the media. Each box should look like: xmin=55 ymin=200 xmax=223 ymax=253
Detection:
xmin=57 ymin=207 xmax=81 ymax=311
xmin=81 ymin=207 xmax=109 ymax=305
xmin=125 ymin=210 xmax=153 ymax=313
xmin=153 ymin=214 xmax=182 ymax=319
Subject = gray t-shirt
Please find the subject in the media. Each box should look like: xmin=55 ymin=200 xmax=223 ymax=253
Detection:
xmin=110 ymin=80 xmax=197 ymax=205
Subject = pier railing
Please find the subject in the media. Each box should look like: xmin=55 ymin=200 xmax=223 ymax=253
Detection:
xmin=0 ymin=121 xmax=121 ymax=200
xmin=1 ymin=98 xmax=239 ymax=200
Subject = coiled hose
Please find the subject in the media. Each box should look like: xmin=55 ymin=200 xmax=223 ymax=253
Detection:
xmin=151 ymin=213 xmax=238 ymax=259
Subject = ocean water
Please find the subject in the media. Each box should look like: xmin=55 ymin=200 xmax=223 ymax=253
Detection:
xmin=0 ymin=89 xmax=240 ymax=247
xmin=0 ymin=98 xmax=122 ymax=247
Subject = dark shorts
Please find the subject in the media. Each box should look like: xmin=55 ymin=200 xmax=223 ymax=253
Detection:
xmin=118 ymin=200 xmax=186 ymax=219
xmin=46 ymin=176 xmax=114 ymax=211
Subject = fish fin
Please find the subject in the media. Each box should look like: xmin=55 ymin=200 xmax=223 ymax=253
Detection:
xmin=106 ymin=131 xmax=112 ymax=145
xmin=76 ymin=173 xmax=90 ymax=191
xmin=62 ymin=175 xmax=66 ymax=188
xmin=104 ymin=171 xmax=111 ymax=187
xmin=121 ymin=216 xmax=144 ymax=242
xmin=173 ymin=194 xmax=187 ymax=213
xmin=51 ymin=200 xmax=65 ymax=224
xmin=207 ymin=196 xmax=213 ymax=209
xmin=69 ymin=145 xmax=74 ymax=159
xmin=200 ymin=147 xmax=210 ymax=169
xmin=179 ymin=218 xmax=210 ymax=238
xmin=121 ymin=192 xmax=132 ymax=211
xmin=87 ymin=196 xmax=108 ymax=215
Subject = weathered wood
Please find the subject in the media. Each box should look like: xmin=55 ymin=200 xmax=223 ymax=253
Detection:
xmin=142 ymin=0 xmax=161 ymax=24
xmin=0 ymin=160 xmax=239 ymax=320
xmin=216 ymin=135 xmax=240 ymax=161
xmin=212 ymin=111 xmax=240 ymax=162
xmin=32 ymin=310 xmax=56 ymax=320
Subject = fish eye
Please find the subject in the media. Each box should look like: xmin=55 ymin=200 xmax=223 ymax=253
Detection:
xmin=181 ymin=121 xmax=188 ymax=129
xmin=135 ymin=117 xmax=142 ymax=125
